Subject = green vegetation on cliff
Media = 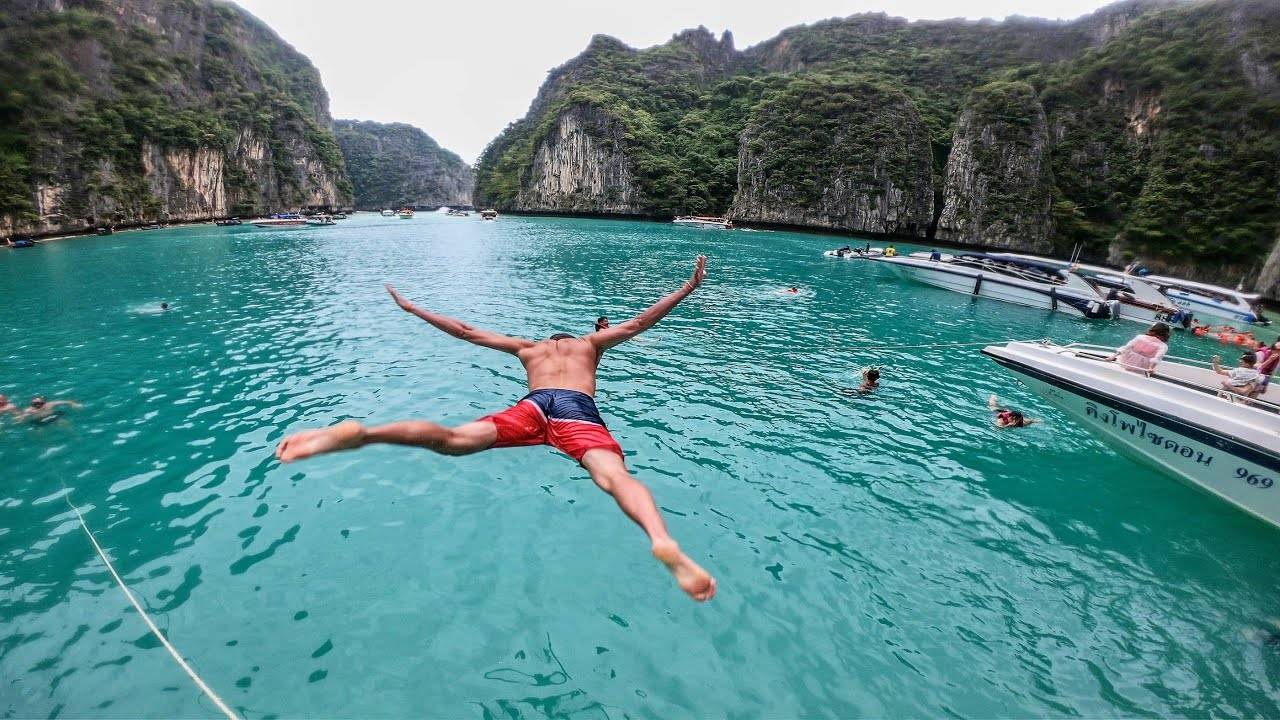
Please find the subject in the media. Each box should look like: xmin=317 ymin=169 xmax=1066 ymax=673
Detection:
xmin=0 ymin=0 xmax=351 ymax=230
xmin=475 ymin=0 xmax=1280 ymax=286
xmin=334 ymin=120 xmax=473 ymax=209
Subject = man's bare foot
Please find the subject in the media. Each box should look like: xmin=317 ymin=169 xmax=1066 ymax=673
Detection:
xmin=652 ymin=539 xmax=716 ymax=602
xmin=275 ymin=421 xmax=365 ymax=463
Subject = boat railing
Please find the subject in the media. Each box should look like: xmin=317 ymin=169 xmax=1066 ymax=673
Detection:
xmin=1053 ymin=341 xmax=1280 ymax=414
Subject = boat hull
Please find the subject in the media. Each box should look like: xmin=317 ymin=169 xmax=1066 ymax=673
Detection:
xmin=986 ymin=345 xmax=1280 ymax=529
xmin=881 ymin=258 xmax=1112 ymax=319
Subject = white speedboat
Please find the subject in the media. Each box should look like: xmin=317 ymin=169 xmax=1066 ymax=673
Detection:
xmin=1142 ymin=275 xmax=1269 ymax=327
xmin=824 ymin=246 xmax=884 ymax=259
xmin=988 ymin=253 xmax=1188 ymax=326
xmin=480 ymin=209 xmax=498 ymax=221
xmin=396 ymin=208 xmax=415 ymax=219
xmin=251 ymin=214 xmax=307 ymax=228
xmin=306 ymin=214 xmax=336 ymax=226
xmin=380 ymin=209 xmax=396 ymax=217
xmin=984 ymin=340 xmax=1280 ymax=528
xmin=874 ymin=252 xmax=1119 ymax=320
xmin=673 ymin=215 xmax=733 ymax=229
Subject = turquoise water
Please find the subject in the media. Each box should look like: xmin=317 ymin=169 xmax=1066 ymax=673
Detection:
xmin=3 ymin=213 xmax=1280 ymax=718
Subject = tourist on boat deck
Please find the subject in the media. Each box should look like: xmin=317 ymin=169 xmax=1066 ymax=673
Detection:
xmin=858 ymin=368 xmax=880 ymax=394
xmin=929 ymin=249 xmax=942 ymax=261
xmin=1256 ymin=341 xmax=1280 ymax=392
xmin=595 ymin=316 xmax=609 ymax=331
xmin=1212 ymin=352 xmax=1261 ymax=397
xmin=1107 ymin=322 xmax=1170 ymax=374
xmin=988 ymin=395 xmax=1038 ymax=428
xmin=884 ymin=244 xmax=898 ymax=257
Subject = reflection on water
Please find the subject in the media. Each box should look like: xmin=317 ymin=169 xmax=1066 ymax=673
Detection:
xmin=2 ymin=214 xmax=1279 ymax=717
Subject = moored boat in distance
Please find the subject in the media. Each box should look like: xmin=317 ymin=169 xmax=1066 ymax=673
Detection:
xmin=446 ymin=208 xmax=469 ymax=217
xmin=251 ymin=213 xmax=307 ymax=228
xmin=380 ymin=209 xmax=396 ymax=217
xmin=214 ymin=217 xmax=242 ymax=226
xmin=984 ymin=340 xmax=1280 ymax=529
xmin=397 ymin=208 xmax=415 ymax=219
xmin=875 ymin=252 xmax=1119 ymax=320
xmin=1142 ymin=275 xmax=1270 ymax=327
xmin=824 ymin=245 xmax=884 ymax=259
xmin=306 ymin=214 xmax=336 ymax=226
xmin=480 ymin=209 xmax=498 ymax=221
xmin=988 ymin=252 xmax=1190 ymax=327
xmin=672 ymin=215 xmax=733 ymax=229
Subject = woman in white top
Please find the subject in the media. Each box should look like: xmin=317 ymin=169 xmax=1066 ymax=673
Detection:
xmin=1108 ymin=322 xmax=1171 ymax=374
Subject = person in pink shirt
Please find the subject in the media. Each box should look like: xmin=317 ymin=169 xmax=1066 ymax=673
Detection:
xmin=1108 ymin=322 xmax=1171 ymax=374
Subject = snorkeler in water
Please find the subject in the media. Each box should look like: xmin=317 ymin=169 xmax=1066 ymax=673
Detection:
xmin=20 ymin=396 xmax=82 ymax=423
xmin=275 ymin=256 xmax=716 ymax=602
xmin=858 ymin=368 xmax=880 ymax=394
xmin=988 ymin=394 xmax=1038 ymax=428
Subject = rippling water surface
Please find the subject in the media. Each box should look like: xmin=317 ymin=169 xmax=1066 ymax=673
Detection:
xmin=3 ymin=213 xmax=1280 ymax=718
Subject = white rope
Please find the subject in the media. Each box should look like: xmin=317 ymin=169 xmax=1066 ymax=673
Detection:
xmin=849 ymin=337 xmax=1051 ymax=352
xmin=66 ymin=498 xmax=239 ymax=720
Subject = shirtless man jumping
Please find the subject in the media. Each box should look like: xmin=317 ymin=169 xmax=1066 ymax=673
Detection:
xmin=276 ymin=256 xmax=716 ymax=601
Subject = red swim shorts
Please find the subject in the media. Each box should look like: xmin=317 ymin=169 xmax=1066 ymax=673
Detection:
xmin=481 ymin=388 xmax=623 ymax=462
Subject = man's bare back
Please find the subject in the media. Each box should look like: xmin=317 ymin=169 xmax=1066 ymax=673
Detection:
xmin=274 ymin=256 xmax=716 ymax=601
xmin=518 ymin=338 xmax=602 ymax=396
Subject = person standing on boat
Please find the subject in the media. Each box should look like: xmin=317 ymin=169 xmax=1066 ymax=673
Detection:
xmin=1257 ymin=340 xmax=1280 ymax=394
xmin=1107 ymin=322 xmax=1170 ymax=374
xmin=274 ymin=256 xmax=716 ymax=602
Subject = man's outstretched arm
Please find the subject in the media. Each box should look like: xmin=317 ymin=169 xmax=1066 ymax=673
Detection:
xmin=588 ymin=256 xmax=706 ymax=351
xmin=385 ymin=284 xmax=535 ymax=355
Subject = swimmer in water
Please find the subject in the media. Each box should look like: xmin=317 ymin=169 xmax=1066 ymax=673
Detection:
xmin=160 ymin=302 xmax=170 ymax=311
xmin=858 ymin=368 xmax=881 ymax=394
xmin=20 ymin=396 xmax=82 ymax=423
xmin=0 ymin=394 xmax=20 ymax=418
xmin=275 ymin=256 xmax=716 ymax=602
xmin=988 ymin=394 xmax=1038 ymax=428
xmin=786 ymin=287 xmax=799 ymax=294
xmin=595 ymin=315 xmax=609 ymax=331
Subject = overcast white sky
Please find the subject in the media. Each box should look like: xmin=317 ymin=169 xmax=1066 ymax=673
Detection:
xmin=234 ymin=0 xmax=1117 ymax=164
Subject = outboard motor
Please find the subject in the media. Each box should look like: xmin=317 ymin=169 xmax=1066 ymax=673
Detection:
xmin=1084 ymin=299 xmax=1121 ymax=320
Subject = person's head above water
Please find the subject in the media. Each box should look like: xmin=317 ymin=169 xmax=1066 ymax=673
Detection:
xmin=595 ymin=316 xmax=609 ymax=331
xmin=160 ymin=302 xmax=169 ymax=310
xmin=788 ymin=287 xmax=799 ymax=293
xmin=864 ymin=368 xmax=880 ymax=383
xmin=30 ymin=396 xmax=46 ymax=409
xmin=1146 ymin=321 xmax=1171 ymax=341
xmin=549 ymin=333 xmax=576 ymax=341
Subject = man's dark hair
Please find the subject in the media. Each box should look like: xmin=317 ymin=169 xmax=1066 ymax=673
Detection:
xmin=865 ymin=369 xmax=880 ymax=381
xmin=549 ymin=333 xmax=575 ymax=340
xmin=1242 ymin=351 xmax=1258 ymax=364
xmin=1147 ymin=322 xmax=1171 ymax=341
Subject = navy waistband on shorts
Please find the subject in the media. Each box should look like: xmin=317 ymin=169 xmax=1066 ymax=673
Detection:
xmin=521 ymin=389 xmax=606 ymax=426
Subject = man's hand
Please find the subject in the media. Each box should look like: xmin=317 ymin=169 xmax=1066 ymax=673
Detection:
xmin=385 ymin=283 xmax=412 ymax=310
xmin=688 ymin=255 xmax=707 ymax=290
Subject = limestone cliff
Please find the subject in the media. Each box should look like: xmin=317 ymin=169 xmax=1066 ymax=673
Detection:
xmin=0 ymin=0 xmax=351 ymax=237
xmin=731 ymin=75 xmax=933 ymax=235
xmin=334 ymin=120 xmax=472 ymax=210
xmin=475 ymin=0 xmax=1280 ymax=296
xmin=516 ymin=105 xmax=640 ymax=214
xmin=937 ymin=82 xmax=1053 ymax=252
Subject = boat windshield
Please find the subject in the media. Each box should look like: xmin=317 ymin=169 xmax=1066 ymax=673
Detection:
xmin=950 ymin=254 xmax=1067 ymax=285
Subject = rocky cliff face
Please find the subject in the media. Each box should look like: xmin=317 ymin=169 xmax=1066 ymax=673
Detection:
xmin=334 ymin=120 xmax=472 ymax=210
xmin=475 ymin=0 xmax=1280 ymax=295
xmin=937 ymin=82 xmax=1053 ymax=252
xmin=731 ymin=76 xmax=933 ymax=234
xmin=0 ymin=0 xmax=351 ymax=237
xmin=516 ymin=105 xmax=640 ymax=213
